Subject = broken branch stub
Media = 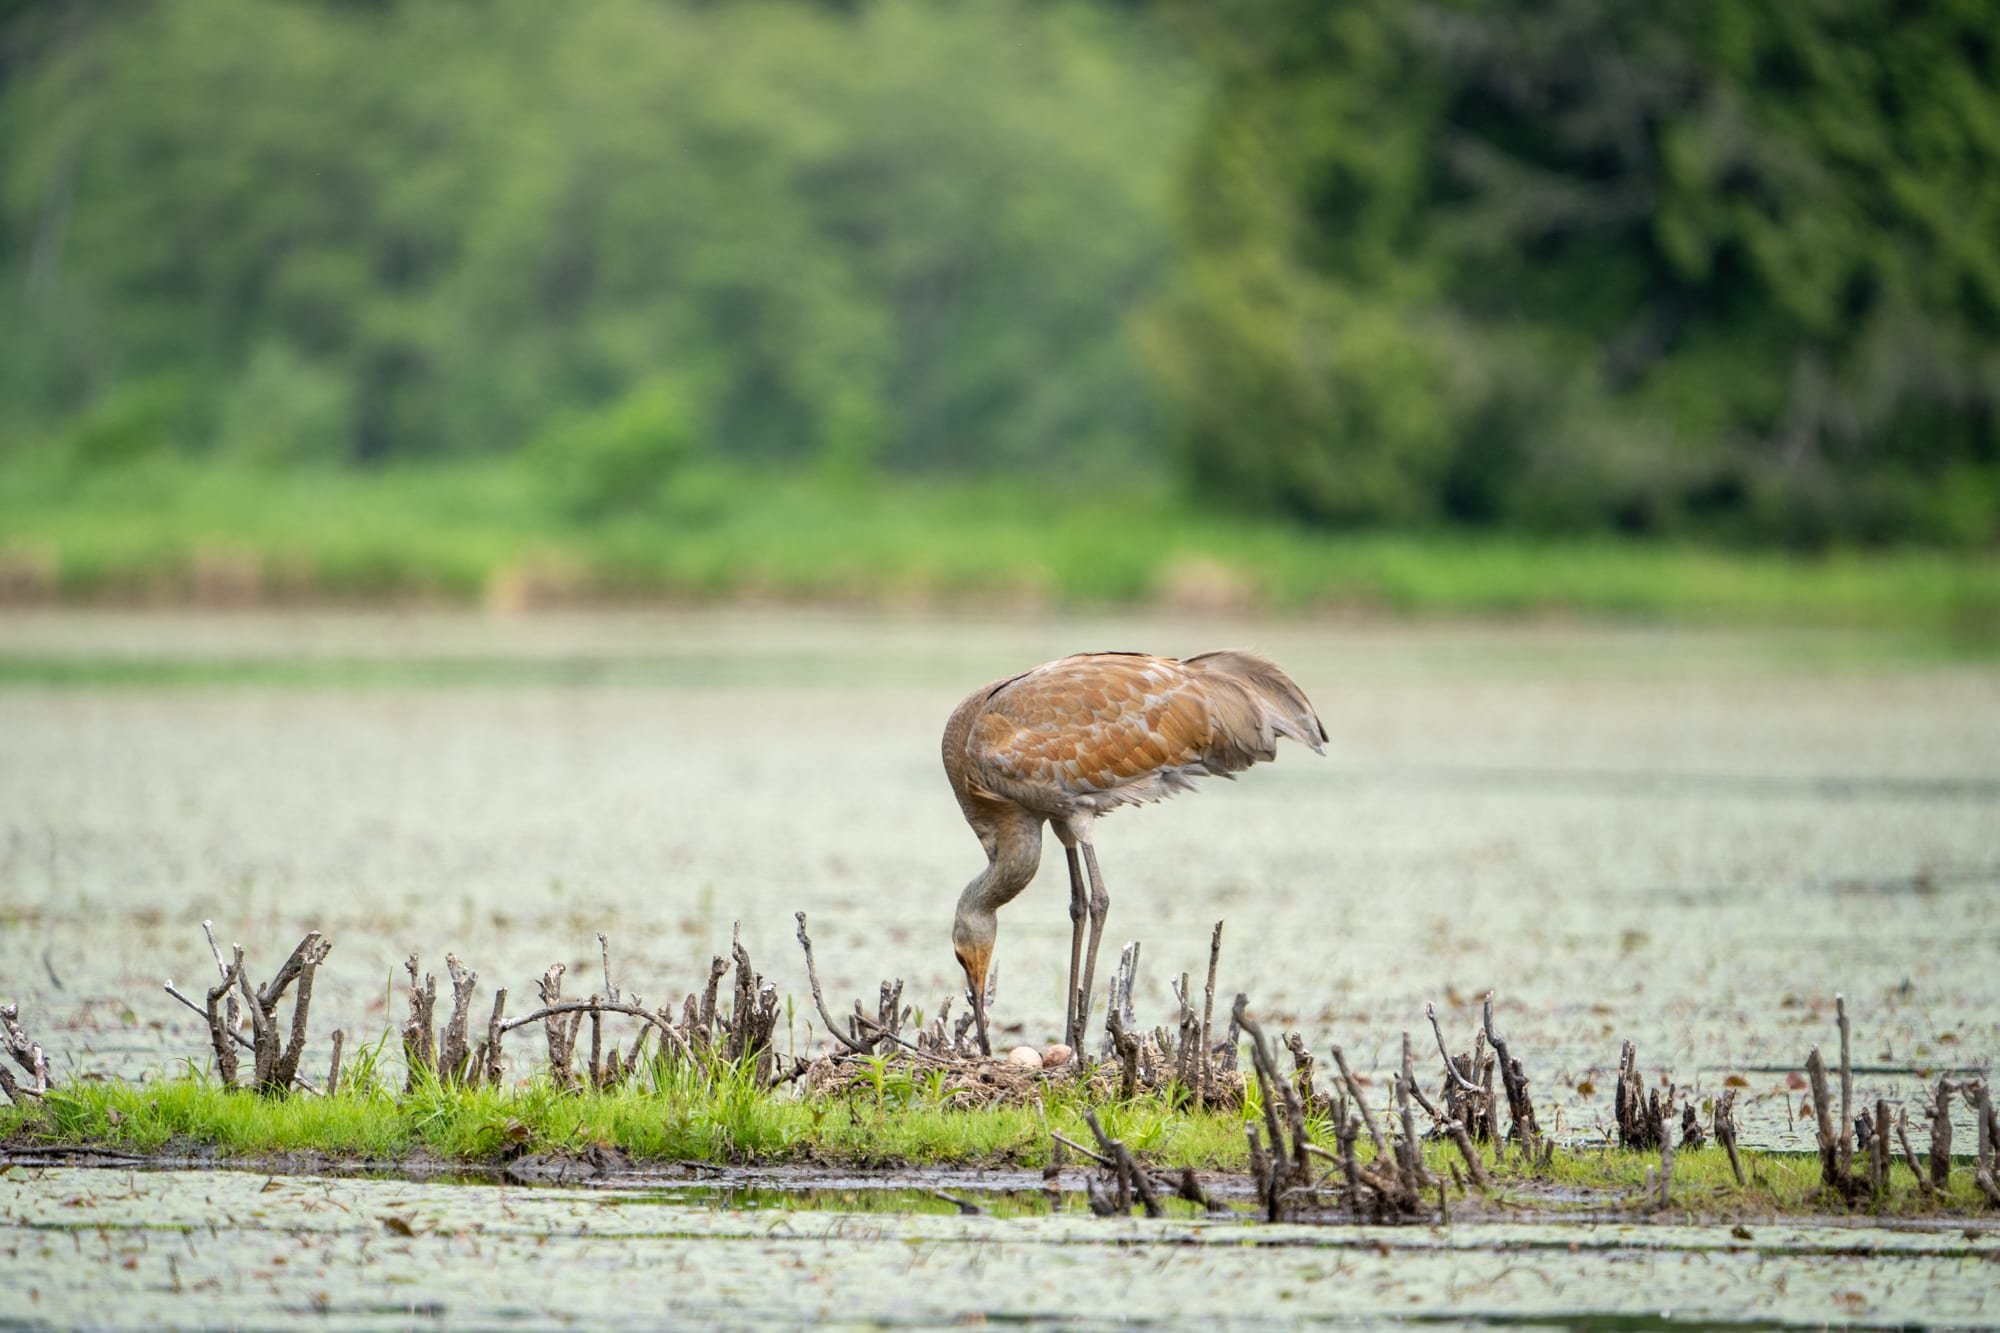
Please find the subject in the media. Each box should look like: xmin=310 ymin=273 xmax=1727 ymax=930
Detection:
xmin=1482 ymin=995 xmax=1540 ymax=1155
xmin=0 ymin=1003 xmax=55 ymax=1103
xmin=438 ymin=954 xmax=479 ymax=1082
xmin=403 ymin=954 xmax=438 ymax=1090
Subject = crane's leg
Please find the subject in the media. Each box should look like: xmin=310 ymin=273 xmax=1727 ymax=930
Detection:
xmin=1075 ymin=843 xmax=1111 ymax=1048
xmin=1063 ymin=844 xmax=1087 ymax=1050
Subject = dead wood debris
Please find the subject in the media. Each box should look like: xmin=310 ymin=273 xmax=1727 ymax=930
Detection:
xmin=1614 ymin=1041 xmax=1672 ymax=1151
xmin=0 ymin=1002 xmax=55 ymax=1104
xmin=795 ymin=919 xmax=1246 ymax=1110
xmin=1794 ymin=997 xmax=1997 ymax=1210
xmin=162 ymin=923 xmax=330 ymax=1098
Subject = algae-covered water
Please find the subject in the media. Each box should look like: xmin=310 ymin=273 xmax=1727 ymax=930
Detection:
xmin=2 ymin=610 xmax=1998 ymax=1151
xmin=4 ymin=1165 xmax=1996 ymax=1329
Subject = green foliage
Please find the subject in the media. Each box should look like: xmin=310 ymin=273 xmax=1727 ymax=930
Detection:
xmin=2 ymin=0 xmax=1188 ymax=476
xmin=2 ymin=453 xmax=1997 ymax=633
xmin=1157 ymin=0 xmax=2000 ymax=546
xmin=9 ymin=1072 xmax=1994 ymax=1219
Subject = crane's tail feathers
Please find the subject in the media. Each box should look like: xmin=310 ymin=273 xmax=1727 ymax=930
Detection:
xmin=1185 ymin=650 xmax=1328 ymax=764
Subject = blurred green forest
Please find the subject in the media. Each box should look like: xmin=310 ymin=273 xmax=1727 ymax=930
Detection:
xmin=1 ymin=0 xmax=1996 ymax=619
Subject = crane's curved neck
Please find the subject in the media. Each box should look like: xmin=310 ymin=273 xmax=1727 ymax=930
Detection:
xmin=953 ymin=808 xmax=1042 ymax=941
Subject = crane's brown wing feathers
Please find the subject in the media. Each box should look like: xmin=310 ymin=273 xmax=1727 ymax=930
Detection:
xmin=968 ymin=655 xmax=1217 ymax=807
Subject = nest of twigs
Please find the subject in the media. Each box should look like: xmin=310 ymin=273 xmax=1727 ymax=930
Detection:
xmin=802 ymin=1051 xmax=1247 ymax=1110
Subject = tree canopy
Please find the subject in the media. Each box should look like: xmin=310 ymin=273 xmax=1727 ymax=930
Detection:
xmin=1156 ymin=0 xmax=2000 ymax=545
xmin=5 ymin=0 xmax=1995 ymax=549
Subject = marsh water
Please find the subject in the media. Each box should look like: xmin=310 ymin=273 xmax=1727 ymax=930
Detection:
xmin=5 ymin=610 xmax=1996 ymax=1139
xmin=4 ymin=1163 xmax=1998 ymax=1328
xmin=3 ymin=609 xmax=1998 ymax=1325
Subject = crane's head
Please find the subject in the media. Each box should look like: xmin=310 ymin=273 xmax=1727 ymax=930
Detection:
xmin=951 ymin=912 xmax=995 ymax=1057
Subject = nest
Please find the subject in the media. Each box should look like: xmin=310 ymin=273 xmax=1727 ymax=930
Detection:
xmin=802 ymin=1052 xmax=1246 ymax=1110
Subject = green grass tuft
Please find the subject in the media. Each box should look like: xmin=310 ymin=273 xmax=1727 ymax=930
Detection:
xmin=6 ymin=1069 xmax=1994 ymax=1221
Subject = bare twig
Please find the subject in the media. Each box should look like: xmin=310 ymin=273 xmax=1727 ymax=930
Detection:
xmin=439 ymin=955 xmax=478 ymax=1081
xmin=1929 ymin=1077 xmax=1954 ymax=1192
xmin=483 ymin=988 xmax=508 ymax=1087
xmin=0 ymin=1004 xmax=54 ymax=1102
xmin=1896 ymin=1105 xmax=1936 ymax=1199
xmin=1328 ymin=1043 xmax=1391 ymax=1166
xmin=794 ymin=913 xmax=870 ymax=1055
xmin=500 ymin=997 xmax=696 ymax=1064
xmin=326 ymin=1029 xmax=344 ymax=1097
xmin=1107 ymin=1009 xmax=1141 ymax=1100
xmin=1199 ymin=921 xmax=1221 ymax=1107
xmin=1714 ymin=1087 xmax=1745 ymax=1187
xmin=1483 ymin=994 xmax=1540 ymax=1154
xmin=1836 ymin=995 xmax=1854 ymax=1181
xmin=402 ymin=954 xmax=437 ymax=1089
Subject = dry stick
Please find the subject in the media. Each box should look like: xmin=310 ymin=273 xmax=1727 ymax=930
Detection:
xmin=1396 ymin=1032 xmax=1433 ymax=1193
xmin=1929 ymin=1077 xmax=1954 ymax=1192
xmin=484 ymin=989 xmax=508 ymax=1087
xmin=0 ymin=1003 xmax=54 ymax=1097
xmin=1976 ymin=1080 xmax=1997 ymax=1202
xmin=1107 ymin=1009 xmax=1142 ymax=1100
xmin=1804 ymin=1046 xmax=1858 ymax=1200
xmin=1198 ymin=921 xmax=1222 ymax=1107
xmin=439 ymin=955 xmax=478 ymax=1082
xmin=1233 ymin=996 xmax=1300 ymax=1196
xmin=162 ymin=981 xmax=252 ymax=1051
xmin=1836 ymin=995 xmax=1854 ymax=1182
xmin=597 ymin=932 xmax=619 ymax=1004
xmin=1871 ymin=1100 xmax=1891 ymax=1200
xmin=1426 ymin=1002 xmax=1483 ymax=1096
xmin=205 ymin=946 xmax=247 ymax=1087
xmin=326 ymin=1029 xmax=344 ymax=1097
xmin=1284 ymin=1031 xmax=1319 ymax=1112
xmin=270 ymin=935 xmax=330 ymax=1092
xmin=235 ymin=962 xmax=279 ymax=1091
xmin=588 ymin=998 xmax=605 ymax=1090
xmin=1656 ymin=1107 xmax=1676 ymax=1211
xmin=202 ymin=920 xmax=240 ymax=1038
xmin=1328 ymin=1043 xmax=1392 ymax=1167
xmin=500 ymin=998 xmax=697 ymax=1064
xmin=402 ymin=954 xmax=437 ymax=1088
xmin=794 ymin=913 xmax=870 ymax=1055
xmin=1482 ymin=995 xmax=1540 ymax=1154
xmin=1244 ymin=1124 xmax=1274 ymax=1219
xmin=1443 ymin=1119 xmax=1490 ymax=1189
xmin=1050 ymin=1132 xmax=1114 ymax=1168
xmin=1896 ymin=1106 xmax=1937 ymax=1199
xmin=1714 ymin=1088 xmax=1746 ymax=1187
xmin=1081 ymin=1108 xmax=1160 ymax=1218
xmin=1979 ymin=1080 xmax=1996 ymax=1178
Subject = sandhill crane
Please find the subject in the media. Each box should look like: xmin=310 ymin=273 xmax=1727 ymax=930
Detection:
xmin=941 ymin=650 xmax=1326 ymax=1055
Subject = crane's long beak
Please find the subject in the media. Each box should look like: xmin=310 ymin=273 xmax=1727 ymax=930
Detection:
xmin=967 ymin=978 xmax=991 ymax=1057
xmin=960 ymin=953 xmax=992 ymax=1058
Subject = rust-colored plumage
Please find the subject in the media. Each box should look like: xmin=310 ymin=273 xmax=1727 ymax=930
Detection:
xmin=942 ymin=650 xmax=1326 ymax=1052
